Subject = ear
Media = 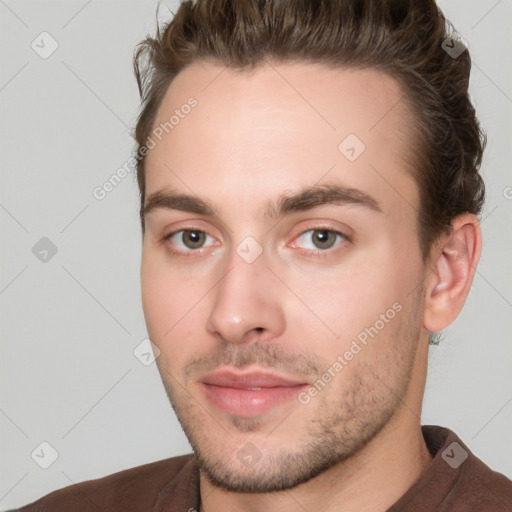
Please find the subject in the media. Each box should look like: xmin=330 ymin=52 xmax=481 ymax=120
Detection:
xmin=423 ymin=213 xmax=482 ymax=333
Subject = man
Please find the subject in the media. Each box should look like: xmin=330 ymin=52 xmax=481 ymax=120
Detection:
xmin=12 ymin=0 xmax=512 ymax=510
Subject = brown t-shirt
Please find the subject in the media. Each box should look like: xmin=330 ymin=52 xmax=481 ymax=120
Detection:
xmin=10 ymin=425 xmax=512 ymax=511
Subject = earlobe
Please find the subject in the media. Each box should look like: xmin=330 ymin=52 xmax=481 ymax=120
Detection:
xmin=423 ymin=214 xmax=482 ymax=333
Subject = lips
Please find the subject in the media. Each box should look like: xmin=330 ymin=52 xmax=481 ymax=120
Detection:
xmin=200 ymin=369 xmax=308 ymax=417
xmin=201 ymin=370 xmax=305 ymax=388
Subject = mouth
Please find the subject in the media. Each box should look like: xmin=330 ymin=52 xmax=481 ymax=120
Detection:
xmin=200 ymin=368 xmax=309 ymax=418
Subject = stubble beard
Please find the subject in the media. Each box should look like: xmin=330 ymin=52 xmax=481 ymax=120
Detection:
xmin=156 ymin=295 xmax=422 ymax=493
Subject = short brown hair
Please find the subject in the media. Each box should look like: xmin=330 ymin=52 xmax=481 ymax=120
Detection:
xmin=133 ymin=0 xmax=485 ymax=260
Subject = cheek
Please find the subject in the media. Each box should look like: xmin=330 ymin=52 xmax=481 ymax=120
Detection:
xmin=141 ymin=252 xmax=190 ymax=339
xmin=292 ymin=255 xmax=416 ymax=354
xmin=294 ymin=268 xmax=387 ymax=330
xmin=141 ymin=250 xmax=210 ymax=368
xmin=141 ymin=255 xmax=166 ymax=333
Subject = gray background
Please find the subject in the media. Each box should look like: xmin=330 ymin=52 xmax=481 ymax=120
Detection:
xmin=0 ymin=0 xmax=511 ymax=509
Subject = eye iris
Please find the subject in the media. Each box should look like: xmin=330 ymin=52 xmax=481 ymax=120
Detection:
xmin=183 ymin=230 xmax=205 ymax=249
xmin=313 ymin=230 xmax=336 ymax=249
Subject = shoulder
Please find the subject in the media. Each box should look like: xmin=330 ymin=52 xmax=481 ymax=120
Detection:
xmin=453 ymin=443 xmax=512 ymax=509
xmin=422 ymin=425 xmax=512 ymax=510
xmin=9 ymin=453 xmax=195 ymax=512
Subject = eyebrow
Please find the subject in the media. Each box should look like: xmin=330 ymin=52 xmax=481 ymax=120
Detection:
xmin=143 ymin=183 xmax=383 ymax=221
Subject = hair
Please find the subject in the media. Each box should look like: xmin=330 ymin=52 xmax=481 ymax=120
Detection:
xmin=133 ymin=0 xmax=485 ymax=258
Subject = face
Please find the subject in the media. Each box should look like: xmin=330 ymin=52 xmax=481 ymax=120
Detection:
xmin=141 ymin=61 xmax=428 ymax=492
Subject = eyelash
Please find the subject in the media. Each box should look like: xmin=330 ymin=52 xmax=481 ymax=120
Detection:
xmin=162 ymin=225 xmax=350 ymax=260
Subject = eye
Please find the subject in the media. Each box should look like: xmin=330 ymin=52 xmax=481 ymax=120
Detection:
xmin=291 ymin=228 xmax=347 ymax=252
xmin=164 ymin=229 xmax=217 ymax=254
xmin=162 ymin=227 xmax=348 ymax=258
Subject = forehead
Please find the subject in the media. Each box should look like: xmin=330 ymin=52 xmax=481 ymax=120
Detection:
xmin=144 ymin=60 xmax=419 ymax=221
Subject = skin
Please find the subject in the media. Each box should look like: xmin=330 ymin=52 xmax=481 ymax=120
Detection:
xmin=140 ymin=61 xmax=481 ymax=512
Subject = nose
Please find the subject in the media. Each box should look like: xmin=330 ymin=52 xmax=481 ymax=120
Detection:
xmin=205 ymin=246 xmax=286 ymax=345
